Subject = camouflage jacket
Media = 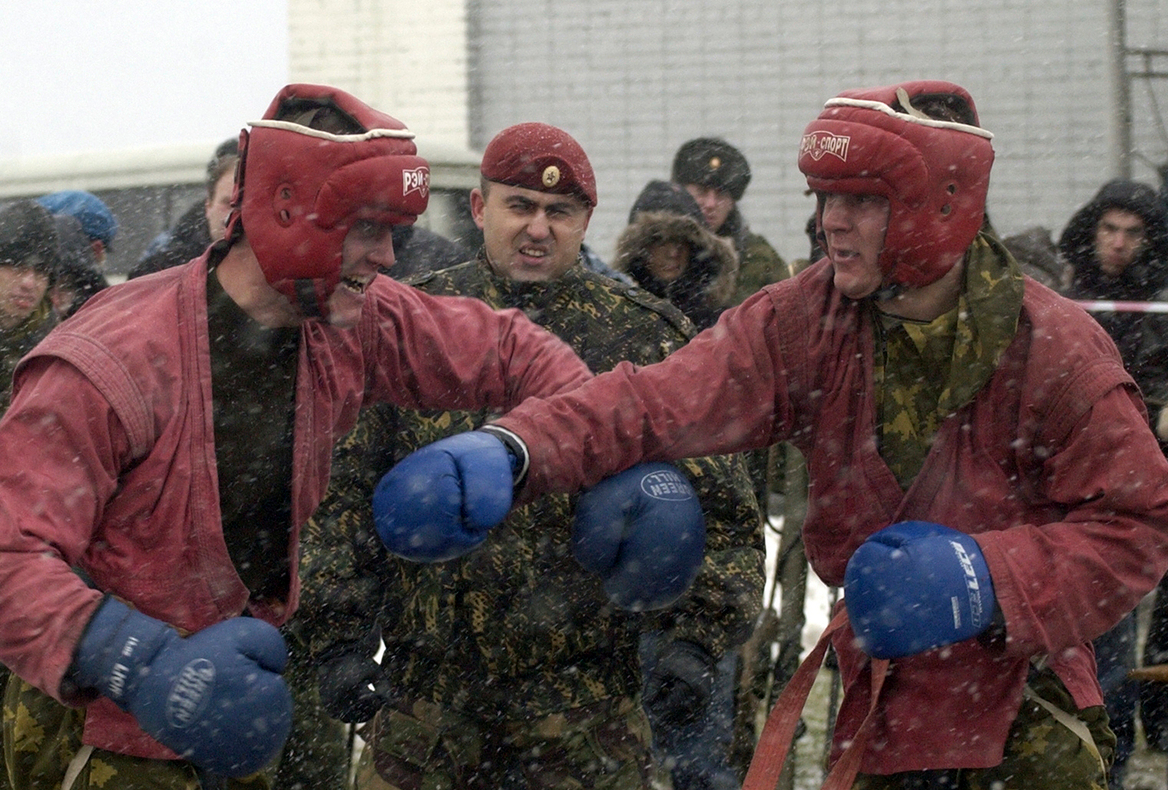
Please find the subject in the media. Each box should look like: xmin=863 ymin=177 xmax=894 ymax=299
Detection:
xmin=0 ymin=299 xmax=56 ymax=412
xmin=720 ymin=208 xmax=789 ymax=304
xmin=301 ymin=257 xmax=764 ymax=719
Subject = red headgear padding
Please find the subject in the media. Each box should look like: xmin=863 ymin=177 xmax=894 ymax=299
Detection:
xmin=798 ymin=81 xmax=994 ymax=288
xmin=230 ymin=84 xmax=431 ymax=316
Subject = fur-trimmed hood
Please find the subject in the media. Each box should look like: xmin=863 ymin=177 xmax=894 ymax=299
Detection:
xmin=613 ymin=210 xmax=738 ymax=330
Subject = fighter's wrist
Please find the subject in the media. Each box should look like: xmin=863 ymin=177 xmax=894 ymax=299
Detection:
xmin=479 ymin=425 xmax=530 ymax=491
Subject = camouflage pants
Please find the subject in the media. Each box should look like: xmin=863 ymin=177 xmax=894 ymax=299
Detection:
xmin=852 ymin=669 xmax=1116 ymax=790
xmin=2 ymin=675 xmax=273 ymax=790
xmin=273 ymin=621 xmax=350 ymax=790
xmin=0 ymin=666 xmax=10 ymax=790
xmin=355 ymin=696 xmax=655 ymax=790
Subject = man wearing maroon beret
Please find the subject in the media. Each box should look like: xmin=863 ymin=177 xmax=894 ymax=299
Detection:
xmin=298 ymin=122 xmax=764 ymax=789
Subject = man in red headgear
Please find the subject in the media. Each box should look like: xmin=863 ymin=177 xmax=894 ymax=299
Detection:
xmin=374 ymin=81 xmax=1168 ymax=788
xmin=0 ymin=85 xmax=592 ymax=790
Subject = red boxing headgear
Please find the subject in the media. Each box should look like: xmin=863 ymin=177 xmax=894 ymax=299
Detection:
xmin=480 ymin=123 xmax=597 ymax=207
xmin=230 ymin=84 xmax=431 ymax=316
xmin=798 ymin=81 xmax=995 ymax=288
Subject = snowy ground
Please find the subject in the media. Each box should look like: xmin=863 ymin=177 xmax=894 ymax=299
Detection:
xmin=762 ymin=515 xmax=836 ymax=789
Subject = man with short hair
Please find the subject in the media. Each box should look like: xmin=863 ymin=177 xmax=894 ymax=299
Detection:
xmin=378 ymin=81 xmax=1168 ymax=789
xmin=131 ymin=139 xmax=254 ymax=280
xmin=300 ymin=122 xmax=763 ymax=790
xmin=0 ymin=84 xmax=595 ymax=790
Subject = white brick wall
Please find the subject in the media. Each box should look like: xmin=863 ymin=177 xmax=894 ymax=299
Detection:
xmin=287 ymin=0 xmax=1168 ymax=266
xmin=470 ymin=0 xmax=1168 ymax=266
xmin=288 ymin=0 xmax=470 ymax=150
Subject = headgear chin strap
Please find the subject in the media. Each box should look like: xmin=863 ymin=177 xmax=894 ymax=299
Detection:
xmin=798 ymin=81 xmax=994 ymax=288
xmin=227 ymin=84 xmax=431 ymax=318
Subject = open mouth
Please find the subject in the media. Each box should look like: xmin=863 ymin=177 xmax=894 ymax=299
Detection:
xmin=340 ymin=276 xmax=369 ymax=294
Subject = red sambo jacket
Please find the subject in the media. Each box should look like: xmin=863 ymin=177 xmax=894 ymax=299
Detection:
xmin=0 ymin=254 xmax=589 ymax=759
xmin=495 ymin=258 xmax=1168 ymax=773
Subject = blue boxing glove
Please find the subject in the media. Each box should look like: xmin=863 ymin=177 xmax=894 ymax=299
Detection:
xmin=573 ymin=462 xmax=706 ymax=611
xmin=70 ymin=597 xmax=292 ymax=777
xmin=373 ymin=430 xmax=521 ymax=562
xmin=844 ymin=521 xmax=997 ymax=660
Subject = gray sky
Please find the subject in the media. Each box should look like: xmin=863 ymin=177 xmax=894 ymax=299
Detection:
xmin=1 ymin=1 xmax=289 ymax=160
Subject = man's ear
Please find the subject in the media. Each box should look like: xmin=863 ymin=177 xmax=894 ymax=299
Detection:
xmin=90 ymin=240 xmax=106 ymax=264
xmin=469 ymin=188 xmax=487 ymax=231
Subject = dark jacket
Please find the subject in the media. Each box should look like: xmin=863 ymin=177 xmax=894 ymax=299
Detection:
xmin=1060 ymin=179 xmax=1168 ymax=407
xmin=381 ymin=225 xmax=471 ymax=280
xmin=128 ymin=201 xmax=211 ymax=280
xmin=52 ymin=214 xmax=108 ymax=317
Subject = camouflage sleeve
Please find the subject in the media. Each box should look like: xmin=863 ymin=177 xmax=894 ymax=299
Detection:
xmin=298 ymin=403 xmax=400 ymax=663
xmin=645 ymin=450 xmax=766 ymax=660
xmin=604 ymin=289 xmax=766 ymax=660
xmin=733 ymin=233 xmax=790 ymax=304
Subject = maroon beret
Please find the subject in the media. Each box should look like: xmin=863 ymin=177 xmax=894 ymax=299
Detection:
xmin=480 ymin=123 xmax=597 ymax=207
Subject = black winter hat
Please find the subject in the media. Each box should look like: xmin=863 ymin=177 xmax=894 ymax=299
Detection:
xmin=0 ymin=200 xmax=61 ymax=280
xmin=671 ymin=137 xmax=751 ymax=201
xmin=628 ymin=180 xmax=706 ymax=226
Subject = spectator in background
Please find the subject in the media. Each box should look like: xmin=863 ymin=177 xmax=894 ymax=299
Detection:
xmin=672 ymin=140 xmax=791 ymax=516
xmin=671 ymin=137 xmax=787 ymax=304
xmin=35 ymin=190 xmax=117 ymax=269
xmin=48 ymin=214 xmax=108 ymax=319
xmin=1002 ymin=225 xmax=1068 ymax=291
xmin=378 ymin=223 xmax=468 ymax=278
xmin=1060 ymin=178 xmax=1168 ymax=790
xmin=381 ymin=224 xmax=470 ymax=279
xmin=614 ymin=179 xmax=738 ymax=331
xmin=0 ymin=199 xmax=61 ymax=790
xmin=129 ymin=137 xmax=240 ymax=279
xmin=0 ymin=200 xmax=59 ymax=409
xmin=613 ymin=178 xmax=749 ymax=790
